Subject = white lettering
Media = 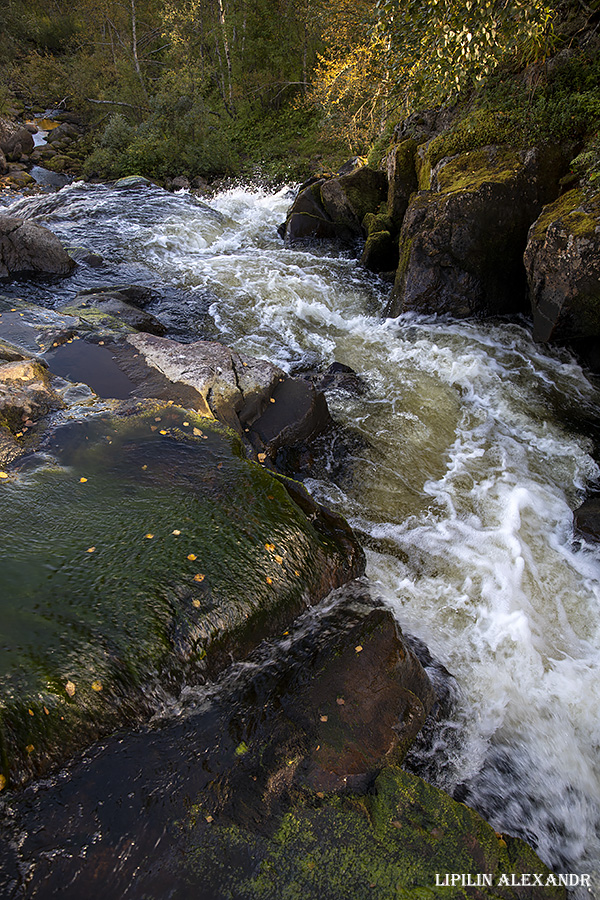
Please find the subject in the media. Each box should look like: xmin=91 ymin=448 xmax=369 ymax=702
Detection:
xmin=546 ymin=875 xmax=557 ymax=886
xmin=558 ymin=875 xmax=569 ymax=887
xmin=497 ymin=875 xmax=509 ymax=886
xmin=582 ymin=876 xmax=591 ymax=887
xmin=451 ymin=875 xmax=461 ymax=886
xmin=481 ymin=875 xmax=493 ymax=887
xmin=532 ymin=874 xmax=543 ymax=886
xmin=435 ymin=875 xmax=448 ymax=886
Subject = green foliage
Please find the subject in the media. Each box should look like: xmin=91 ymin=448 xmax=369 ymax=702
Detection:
xmin=374 ymin=0 xmax=557 ymax=108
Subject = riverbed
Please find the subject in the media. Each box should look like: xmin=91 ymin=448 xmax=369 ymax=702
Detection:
xmin=1 ymin=180 xmax=599 ymax=894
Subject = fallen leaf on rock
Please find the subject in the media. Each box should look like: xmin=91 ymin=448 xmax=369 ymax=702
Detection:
xmin=257 ymin=453 xmax=266 ymax=463
xmin=65 ymin=681 xmax=76 ymax=697
xmin=86 ymin=547 xmax=95 ymax=553
xmin=79 ymin=477 xmax=88 ymax=483
xmin=172 ymin=529 xmax=181 ymax=535
xmin=91 ymin=681 xmax=103 ymax=692
xmin=192 ymin=599 xmax=201 ymax=608
xmin=274 ymin=554 xmax=283 ymax=564
xmin=187 ymin=553 xmax=197 ymax=561
xmin=193 ymin=427 xmax=203 ymax=436
xmin=355 ymin=645 xmax=363 ymax=653
xmin=159 ymin=430 xmax=167 ymax=435
xmin=320 ymin=715 xmax=328 ymax=722
xmin=145 ymin=533 xmax=154 ymax=539
xmin=0 ymin=473 xmax=8 ymax=480
xmin=265 ymin=543 xmax=275 ymax=552
xmin=336 ymin=698 xmax=345 ymax=705
xmin=26 ymin=745 xmax=34 ymax=754
xmin=28 ymin=709 xmax=34 ymax=716
xmin=266 ymin=576 xmax=273 ymax=584
xmin=194 ymin=573 xmax=205 ymax=583
xmin=0 ymin=775 xmax=6 ymax=791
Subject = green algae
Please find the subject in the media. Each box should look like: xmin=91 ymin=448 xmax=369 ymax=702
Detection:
xmin=180 ymin=767 xmax=565 ymax=900
xmin=0 ymin=403 xmax=360 ymax=785
xmin=531 ymin=187 xmax=600 ymax=242
xmin=434 ymin=148 xmax=522 ymax=195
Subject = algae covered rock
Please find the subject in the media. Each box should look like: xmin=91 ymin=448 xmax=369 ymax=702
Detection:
xmin=524 ymin=187 xmax=600 ymax=362
xmin=58 ymin=288 xmax=167 ymax=336
xmin=183 ymin=766 xmax=566 ymax=900
xmin=0 ymin=402 xmax=364 ymax=786
xmin=387 ymin=146 xmax=564 ymax=319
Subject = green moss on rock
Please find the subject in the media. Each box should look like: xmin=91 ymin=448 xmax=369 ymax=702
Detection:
xmin=0 ymin=403 xmax=363 ymax=786
xmin=181 ymin=767 xmax=566 ymax=900
xmin=434 ymin=147 xmax=522 ymax=194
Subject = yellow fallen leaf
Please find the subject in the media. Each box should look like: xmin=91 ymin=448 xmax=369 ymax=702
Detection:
xmin=28 ymin=709 xmax=34 ymax=716
xmin=142 ymin=464 xmax=147 ymax=470
xmin=79 ymin=477 xmax=87 ymax=483
xmin=0 ymin=775 xmax=6 ymax=791
xmin=98 ymin=341 xmax=104 ymax=345
xmin=274 ymin=554 xmax=283 ymax=565
xmin=145 ymin=533 xmax=154 ymax=539
xmin=266 ymin=576 xmax=273 ymax=584
xmin=26 ymin=745 xmax=34 ymax=754
xmin=336 ymin=698 xmax=345 ymax=706
xmin=91 ymin=681 xmax=103 ymax=692
xmin=257 ymin=453 xmax=266 ymax=463
xmin=187 ymin=553 xmax=197 ymax=561
xmin=205 ymin=815 xmax=213 ymax=823
xmin=15 ymin=432 xmax=23 ymax=438
xmin=192 ymin=599 xmax=201 ymax=608
xmin=86 ymin=547 xmax=95 ymax=553
xmin=0 ymin=473 xmax=8 ymax=480
xmin=265 ymin=543 xmax=275 ymax=552
xmin=159 ymin=430 xmax=167 ymax=435
xmin=172 ymin=529 xmax=181 ymax=535
xmin=150 ymin=425 xmax=157 ymax=431
xmin=65 ymin=681 xmax=76 ymax=697
xmin=269 ymin=398 xmax=275 ymax=404
xmin=194 ymin=573 xmax=205 ymax=583
xmin=154 ymin=417 xmax=161 ymax=422
xmin=294 ymin=570 xmax=300 ymax=577
xmin=183 ymin=421 xmax=190 ymax=427
xmin=43 ymin=707 xmax=49 ymax=715
xmin=193 ymin=427 xmax=203 ymax=436
xmin=355 ymin=645 xmax=363 ymax=653
xmin=320 ymin=715 xmax=328 ymax=722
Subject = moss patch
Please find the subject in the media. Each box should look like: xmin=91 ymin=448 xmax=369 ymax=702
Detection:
xmin=434 ymin=147 xmax=522 ymax=194
xmin=181 ymin=767 xmax=566 ymax=900
xmin=531 ymin=187 xmax=600 ymax=241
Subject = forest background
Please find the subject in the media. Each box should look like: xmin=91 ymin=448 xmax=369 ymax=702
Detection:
xmin=1 ymin=0 xmax=599 ymax=185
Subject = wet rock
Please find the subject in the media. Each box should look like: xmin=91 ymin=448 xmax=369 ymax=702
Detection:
xmin=280 ymin=167 xmax=388 ymax=246
xmin=573 ymin=496 xmax=600 ymax=542
xmin=78 ymin=284 xmax=156 ymax=307
xmin=58 ymin=291 xmax=167 ymax=336
xmin=0 ymin=117 xmax=34 ymax=160
xmin=386 ymin=145 xmax=565 ymax=319
xmin=0 ymin=402 xmax=364 ymax=786
xmin=360 ymin=222 xmax=398 ymax=273
xmin=0 ymin=358 xmax=63 ymax=436
xmin=45 ymin=121 xmax=81 ymax=143
xmin=250 ymin=375 xmax=331 ymax=458
xmin=524 ymin=187 xmax=600 ymax=361
xmin=0 ymin=214 xmax=76 ymax=278
xmin=315 ymin=361 xmax=366 ymax=395
xmin=126 ymin=332 xmax=285 ymax=431
xmin=0 ymin=149 xmax=6 ymax=176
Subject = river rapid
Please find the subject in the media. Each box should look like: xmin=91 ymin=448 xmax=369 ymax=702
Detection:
xmin=2 ymin=180 xmax=600 ymax=892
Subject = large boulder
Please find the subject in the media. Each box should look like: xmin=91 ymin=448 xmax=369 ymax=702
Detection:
xmin=0 ymin=215 xmax=76 ymax=278
xmin=386 ymin=146 xmax=565 ymax=319
xmin=0 ymin=402 xmax=364 ymax=786
xmin=0 ymin=117 xmax=34 ymax=161
xmin=0 ymin=358 xmax=63 ymax=466
xmin=524 ymin=187 xmax=600 ymax=364
xmin=280 ymin=167 xmax=388 ymax=246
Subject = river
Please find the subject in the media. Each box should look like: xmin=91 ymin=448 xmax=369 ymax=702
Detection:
xmin=1 ymin=180 xmax=600 ymax=894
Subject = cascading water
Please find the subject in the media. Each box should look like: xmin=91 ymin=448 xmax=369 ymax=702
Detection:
xmin=1 ymin=181 xmax=600 ymax=892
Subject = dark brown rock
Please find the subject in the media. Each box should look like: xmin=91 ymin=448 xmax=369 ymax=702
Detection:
xmin=386 ymin=138 xmax=418 ymax=228
xmin=0 ymin=117 xmax=34 ymax=160
xmin=387 ymin=146 xmax=566 ymax=319
xmin=0 ymin=214 xmax=76 ymax=278
xmin=573 ymin=496 xmax=600 ymax=542
xmin=524 ymin=187 xmax=600 ymax=356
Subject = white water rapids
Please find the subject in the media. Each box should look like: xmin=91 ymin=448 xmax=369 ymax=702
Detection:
xmin=3 ymin=182 xmax=600 ymax=890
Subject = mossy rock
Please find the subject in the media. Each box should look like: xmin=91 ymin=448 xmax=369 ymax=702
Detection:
xmin=0 ymin=402 xmax=363 ymax=786
xmin=181 ymin=767 xmax=566 ymax=900
xmin=524 ymin=187 xmax=600 ymax=354
xmin=360 ymin=230 xmax=398 ymax=274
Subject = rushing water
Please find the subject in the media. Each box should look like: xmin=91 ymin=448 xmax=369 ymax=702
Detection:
xmin=2 ymin=181 xmax=600 ymax=891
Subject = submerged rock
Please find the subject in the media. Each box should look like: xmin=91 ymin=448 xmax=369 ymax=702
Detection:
xmin=386 ymin=146 xmax=565 ymax=319
xmin=0 ymin=402 xmax=364 ymax=786
xmin=0 ymin=214 xmax=76 ymax=278
xmin=524 ymin=187 xmax=600 ymax=365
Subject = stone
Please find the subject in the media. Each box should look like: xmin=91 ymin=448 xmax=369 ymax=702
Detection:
xmin=0 ymin=214 xmax=76 ymax=278
xmin=573 ymin=496 xmax=600 ymax=542
xmin=360 ymin=228 xmax=398 ymax=273
xmin=281 ymin=167 xmax=388 ymax=246
xmin=0 ymin=117 xmax=34 ymax=160
xmin=58 ymin=290 xmax=167 ymax=336
xmin=387 ymin=145 xmax=565 ymax=319
xmin=524 ymin=187 xmax=600 ymax=362
xmin=0 ymin=149 xmax=6 ymax=176
xmin=0 ymin=402 xmax=365 ymax=786
xmin=386 ymin=138 xmax=418 ymax=228
xmin=0 ymin=358 xmax=63 ymax=435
